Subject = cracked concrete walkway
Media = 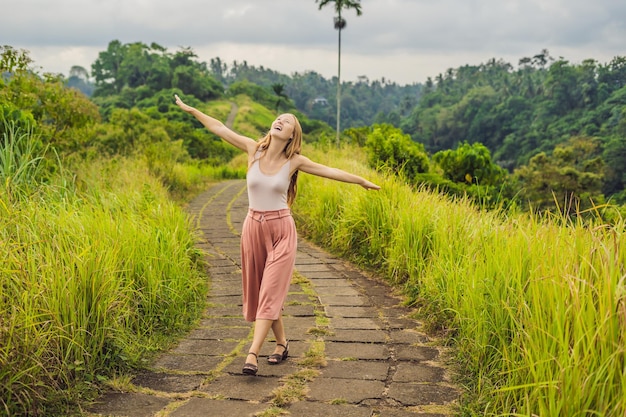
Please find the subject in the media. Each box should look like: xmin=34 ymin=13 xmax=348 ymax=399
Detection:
xmin=87 ymin=179 xmax=460 ymax=417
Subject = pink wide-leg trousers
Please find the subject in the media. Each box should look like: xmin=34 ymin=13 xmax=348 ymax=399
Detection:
xmin=240 ymin=208 xmax=297 ymax=322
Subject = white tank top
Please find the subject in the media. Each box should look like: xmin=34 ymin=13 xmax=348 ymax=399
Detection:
xmin=246 ymin=155 xmax=291 ymax=211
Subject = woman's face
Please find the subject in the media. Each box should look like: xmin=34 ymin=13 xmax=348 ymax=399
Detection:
xmin=270 ymin=114 xmax=296 ymax=140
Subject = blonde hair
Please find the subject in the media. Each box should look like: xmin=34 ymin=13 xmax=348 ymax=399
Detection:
xmin=254 ymin=114 xmax=303 ymax=206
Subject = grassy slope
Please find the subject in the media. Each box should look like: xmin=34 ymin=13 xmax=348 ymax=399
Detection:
xmin=0 ymin=158 xmax=207 ymax=416
xmin=293 ymin=145 xmax=626 ymax=416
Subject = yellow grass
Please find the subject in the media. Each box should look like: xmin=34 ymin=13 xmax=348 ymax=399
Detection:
xmin=292 ymin=144 xmax=626 ymax=416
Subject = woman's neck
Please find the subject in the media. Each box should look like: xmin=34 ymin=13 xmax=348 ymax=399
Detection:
xmin=265 ymin=140 xmax=286 ymax=160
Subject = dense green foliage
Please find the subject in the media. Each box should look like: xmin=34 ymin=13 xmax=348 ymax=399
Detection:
xmin=364 ymin=123 xmax=430 ymax=180
xmin=67 ymin=40 xmax=421 ymax=133
xmin=1 ymin=48 xmax=101 ymax=161
xmin=433 ymin=141 xmax=506 ymax=186
xmin=79 ymin=41 xmax=626 ymax=214
xmin=514 ymin=136 xmax=607 ymax=213
xmin=398 ymin=52 xmax=626 ymax=204
xmin=209 ymin=48 xmax=626 ymax=213
xmin=91 ymin=41 xmax=223 ymax=101
xmin=222 ymin=66 xmax=421 ymax=131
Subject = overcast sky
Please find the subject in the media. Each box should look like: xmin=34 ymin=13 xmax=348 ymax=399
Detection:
xmin=2 ymin=0 xmax=625 ymax=85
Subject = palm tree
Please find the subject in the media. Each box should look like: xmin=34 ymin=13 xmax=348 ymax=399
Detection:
xmin=316 ymin=0 xmax=362 ymax=147
xmin=272 ymin=83 xmax=290 ymax=112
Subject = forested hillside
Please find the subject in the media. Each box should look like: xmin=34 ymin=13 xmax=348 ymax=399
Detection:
xmin=229 ymin=48 xmax=626 ymax=211
xmin=60 ymin=40 xmax=626 ymax=216
xmin=67 ymin=40 xmax=421 ymax=130
xmin=207 ymin=55 xmax=422 ymax=130
xmin=398 ymin=51 xmax=626 ymax=195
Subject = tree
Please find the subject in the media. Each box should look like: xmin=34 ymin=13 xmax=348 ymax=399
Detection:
xmin=602 ymin=107 xmax=626 ymax=196
xmin=271 ymin=83 xmax=290 ymax=111
xmin=544 ymin=59 xmax=582 ymax=116
xmin=69 ymin=65 xmax=89 ymax=82
xmin=513 ymin=137 xmax=605 ymax=213
xmin=1 ymin=48 xmax=101 ymax=161
xmin=598 ymin=56 xmax=626 ymax=92
xmin=172 ymin=65 xmax=222 ymax=101
xmin=0 ymin=45 xmax=33 ymax=75
xmin=433 ymin=141 xmax=506 ymax=186
xmin=365 ymin=124 xmax=429 ymax=180
xmin=91 ymin=40 xmax=127 ymax=96
xmin=67 ymin=65 xmax=94 ymax=96
xmin=316 ymin=0 xmax=362 ymax=147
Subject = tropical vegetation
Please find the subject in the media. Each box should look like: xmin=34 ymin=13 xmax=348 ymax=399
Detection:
xmin=67 ymin=41 xmax=626 ymax=216
xmin=1 ymin=40 xmax=625 ymax=416
xmin=294 ymin=147 xmax=626 ymax=416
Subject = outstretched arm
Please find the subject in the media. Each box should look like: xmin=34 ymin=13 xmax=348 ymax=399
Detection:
xmin=174 ymin=94 xmax=257 ymax=154
xmin=293 ymin=155 xmax=380 ymax=190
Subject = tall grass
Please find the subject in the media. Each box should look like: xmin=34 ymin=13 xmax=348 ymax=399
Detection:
xmin=143 ymin=137 xmax=246 ymax=203
xmin=0 ymin=119 xmax=46 ymax=200
xmin=152 ymin=155 xmax=246 ymax=201
xmin=1 ymin=157 xmax=207 ymax=416
xmin=293 ymin=145 xmax=626 ymax=416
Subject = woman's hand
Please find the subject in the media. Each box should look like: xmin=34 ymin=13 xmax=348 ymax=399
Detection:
xmin=361 ymin=180 xmax=381 ymax=190
xmin=174 ymin=94 xmax=194 ymax=113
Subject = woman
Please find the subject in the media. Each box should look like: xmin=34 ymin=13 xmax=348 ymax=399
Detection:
xmin=174 ymin=94 xmax=380 ymax=375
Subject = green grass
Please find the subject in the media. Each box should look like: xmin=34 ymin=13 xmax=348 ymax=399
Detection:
xmin=0 ymin=157 xmax=208 ymax=416
xmin=232 ymin=94 xmax=276 ymax=138
xmin=292 ymin=145 xmax=626 ymax=416
xmin=202 ymin=100 xmax=233 ymax=122
xmin=0 ymin=119 xmax=47 ymax=201
xmin=4 ymin=124 xmax=624 ymax=416
xmin=195 ymin=95 xmax=275 ymax=140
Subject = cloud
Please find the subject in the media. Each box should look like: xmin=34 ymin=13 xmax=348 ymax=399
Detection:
xmin=2 ymin=0 xmax=624 ymax=84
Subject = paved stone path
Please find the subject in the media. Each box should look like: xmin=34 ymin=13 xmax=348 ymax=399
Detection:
xmin=87 ymin=180 xmax=460 ymax=417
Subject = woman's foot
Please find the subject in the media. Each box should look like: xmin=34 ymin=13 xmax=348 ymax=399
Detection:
xmin=267 ymin=342 xmax=289 ymax=365
xmin=242 ymin=352 xmax=258 ymax=375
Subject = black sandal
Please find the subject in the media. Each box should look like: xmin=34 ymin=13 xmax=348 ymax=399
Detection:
xmin=242 ymin=352 xmax=258 ymax=375
xmin=267 ymin=343 xmax=289 ymax=365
